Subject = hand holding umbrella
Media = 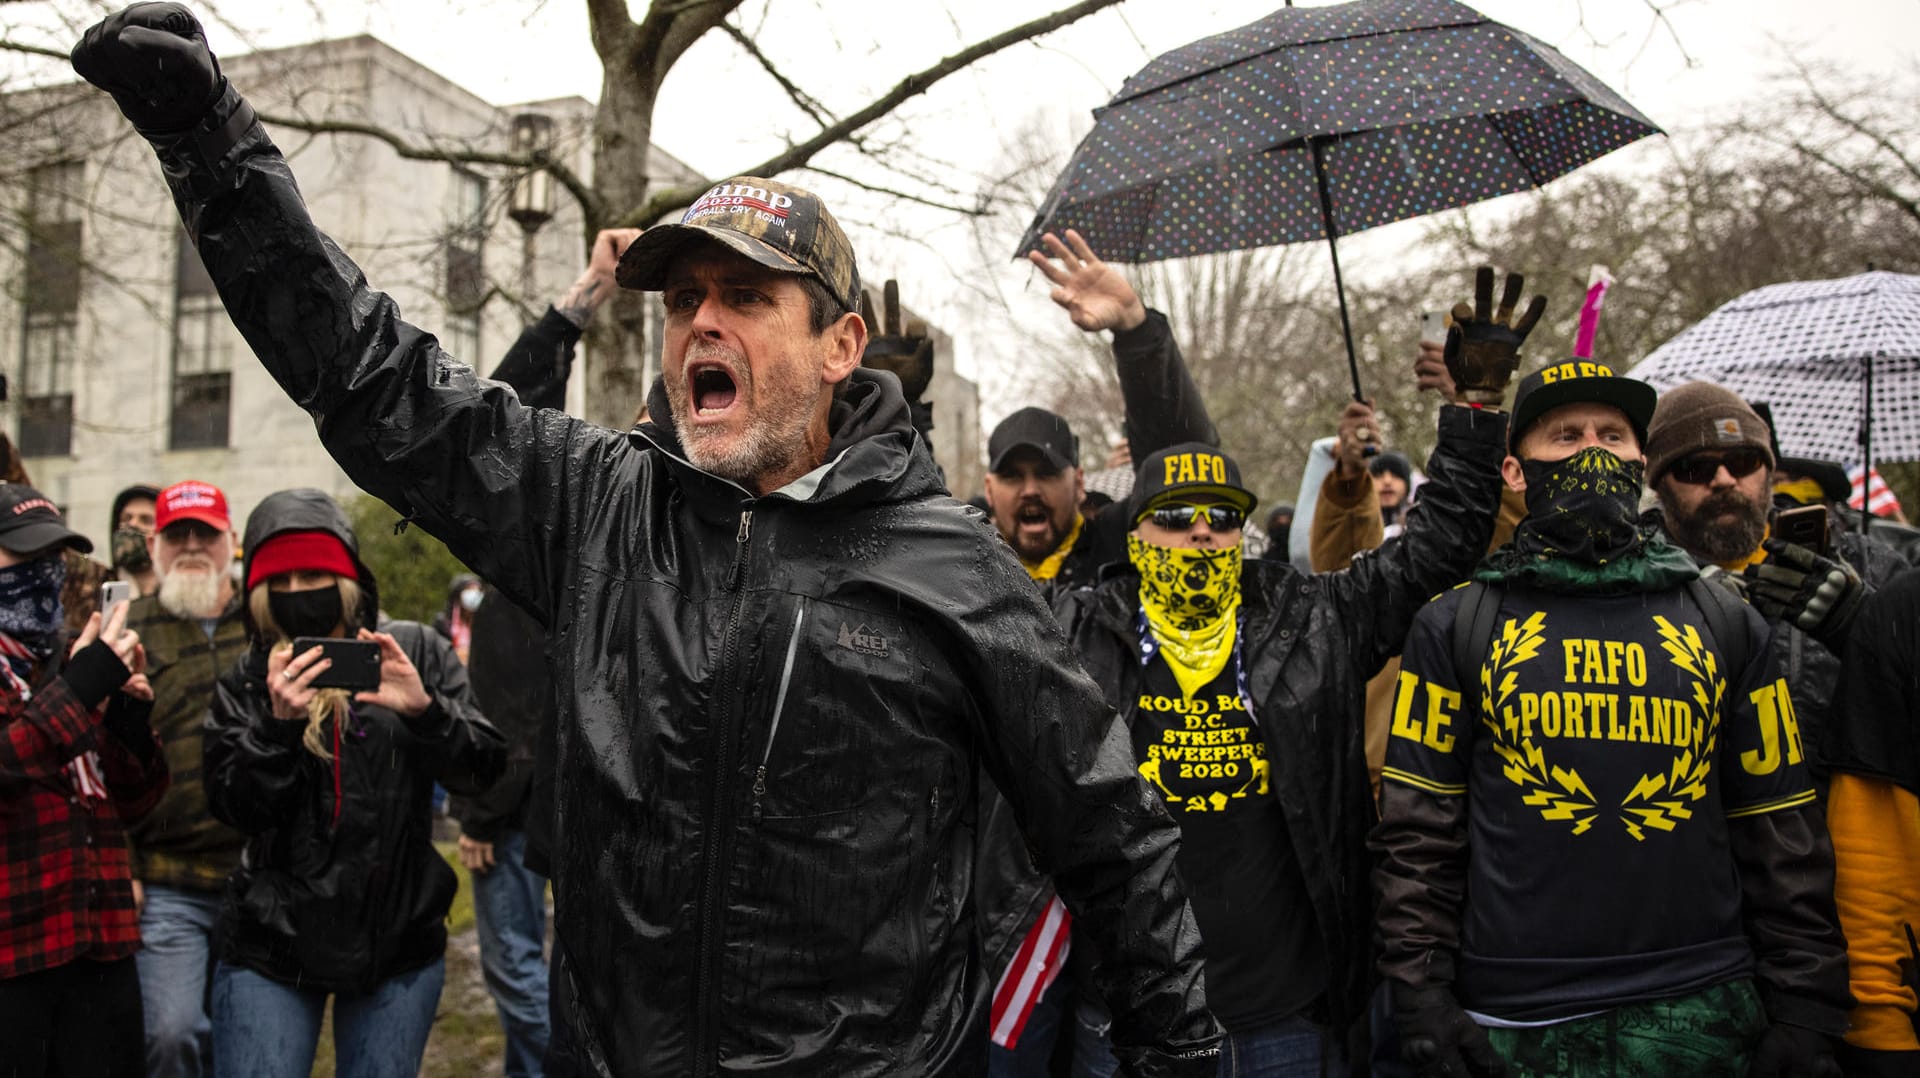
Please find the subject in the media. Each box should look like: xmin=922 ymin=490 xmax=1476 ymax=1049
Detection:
xmin=1445 ymin=267 xmax=1546 ymax=408
xmin=1028 ymin=229 xmax=1148 ymax=334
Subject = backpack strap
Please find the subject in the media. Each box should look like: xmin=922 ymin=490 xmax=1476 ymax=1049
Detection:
xmin=1684 ymin=577 xmax=1751 ymax=684
xmin=1450 ymin=582 xmax=1505 ymax=699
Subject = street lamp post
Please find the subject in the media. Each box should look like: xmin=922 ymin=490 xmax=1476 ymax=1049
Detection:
xmin=506 ymin=113 xmax=556 ymax=308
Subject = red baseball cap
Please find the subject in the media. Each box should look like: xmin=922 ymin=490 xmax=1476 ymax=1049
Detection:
xmin=155 ymin=480 xmax=231 ymax=533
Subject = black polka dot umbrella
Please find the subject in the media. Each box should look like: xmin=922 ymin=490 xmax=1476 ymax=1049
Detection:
xmin=1017 ymin=0 xmax=1660 ymax=400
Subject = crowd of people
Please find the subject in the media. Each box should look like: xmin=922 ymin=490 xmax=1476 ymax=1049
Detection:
xmin=3 ymin=4 xmax=1918 ymax=1077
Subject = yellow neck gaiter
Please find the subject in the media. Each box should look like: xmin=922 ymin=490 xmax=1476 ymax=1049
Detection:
xmin=1022 ymin=514 xmax=1085 ymax=582
xmin=1128 ymin=535 xmax=1241 ymax=701
xmin=1718 ymin=522 xmax=1772 ymax=573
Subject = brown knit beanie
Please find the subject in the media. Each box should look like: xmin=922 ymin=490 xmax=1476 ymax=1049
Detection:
xmin=1644 ymin=381 xmax=1775 ymax=484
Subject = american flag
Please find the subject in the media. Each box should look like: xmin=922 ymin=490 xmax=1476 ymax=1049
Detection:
xmin=1848 ymin=464 xmax=1903 ymax=518
xmin=989 ymin=894 xmax=1072 ymax=1048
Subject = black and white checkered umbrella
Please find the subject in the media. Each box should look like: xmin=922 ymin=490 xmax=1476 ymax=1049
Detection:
xmin=1629 ymin=271 xmax=1920 ymax=465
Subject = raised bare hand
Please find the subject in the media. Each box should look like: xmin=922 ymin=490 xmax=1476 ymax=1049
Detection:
xmin=1028 ymin=229 xmax=1147 ymax=333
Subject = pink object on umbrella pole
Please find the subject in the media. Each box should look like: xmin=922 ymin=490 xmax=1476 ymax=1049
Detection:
xmin=1573 ymin=265 xmax=1613 ymax=359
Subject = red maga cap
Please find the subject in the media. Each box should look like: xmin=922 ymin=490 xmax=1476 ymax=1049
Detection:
xmin=156 ymin=480 xmax=231 ymax=533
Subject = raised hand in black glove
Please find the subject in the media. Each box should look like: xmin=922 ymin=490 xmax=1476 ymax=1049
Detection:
xmin=1393 ymin=984 xmax=1506 ymax=1077
xmin=72 ymin=2 xmax=224 ymax=135
xmin=1749 ymin=1023 xmax=1840 ymax=1078
xmin=1445 ymin=267 xmax=1546 ymax=408
xmin=859 ymin=280 xmax=935 ymax=402
xmin=1743 ymin=538 xmax=1867 ymax=649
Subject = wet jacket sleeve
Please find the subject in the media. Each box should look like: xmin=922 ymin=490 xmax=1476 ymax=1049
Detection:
xmin=1722 ymin=611 xmax=1851 ymax=1034
xmin=1371 ymin=597 xmax=1474 ymax=990
xmin=1309 ymin=467 xmax=1383 ymax=573
xmin=391 ymin=623 xmax=506 ymax=797
xmin=143 ymin=86 xmax=621 ymax=625
xmin=1112 ymin=310 xmax=1218 ymax=458
xmin=968 ymin=560 xmax=1221 ymax=1073
xmin=487 ymin=307 xmax=582 ymax=412
xmin=203 ymin=665 xmax=312 ymax=834
xmin=1315 ymin=405 xmax=1506 ymax=675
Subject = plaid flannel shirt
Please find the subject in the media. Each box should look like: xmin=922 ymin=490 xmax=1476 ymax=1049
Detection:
xmin=0 ymin=673 xmax=168 ymax=980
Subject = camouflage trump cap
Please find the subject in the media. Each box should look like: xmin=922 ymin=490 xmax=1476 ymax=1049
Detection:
xmin=617 ymin=177 xmax=862 ymax=314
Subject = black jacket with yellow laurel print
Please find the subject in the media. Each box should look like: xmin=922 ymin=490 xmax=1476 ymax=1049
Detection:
xmin=1028 ymin=404 xmax=1512 ymax=1043
xmin=1373 ymin=582 xmax=1851 ymax=1033
xmin=147 ymin=84 xmax=1219 ymax=1077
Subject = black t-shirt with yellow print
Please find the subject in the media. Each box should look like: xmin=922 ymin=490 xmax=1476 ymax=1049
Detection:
xmin=1131 ymin=650 xmax=1328 ymax=1031
xmin=1382 ymin=583 xmax=1814 ymax=1021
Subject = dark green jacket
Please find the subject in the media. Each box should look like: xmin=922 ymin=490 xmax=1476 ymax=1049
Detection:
xmin=124 ymin=592 xmax=250 ymax=891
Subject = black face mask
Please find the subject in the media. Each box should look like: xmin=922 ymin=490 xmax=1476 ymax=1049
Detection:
xmin=268 ymin=586 xmax=345 ymax=639
xmin=1515 ymin=446 xmax=1647 ymax=566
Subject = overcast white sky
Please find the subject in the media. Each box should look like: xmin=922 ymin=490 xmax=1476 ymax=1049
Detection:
xmin=15 ymin=0 xmax=1920 ymax=413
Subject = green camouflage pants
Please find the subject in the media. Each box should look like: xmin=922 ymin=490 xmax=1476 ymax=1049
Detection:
xmin=1485 ymin=979 xmax=1767 ymax=1078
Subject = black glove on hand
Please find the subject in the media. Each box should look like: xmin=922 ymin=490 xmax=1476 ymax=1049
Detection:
xmin=1394 ymin=985 xmax=1506 ymax=1077
xmin=1749 ymin=1023 xmax=1840 ymax=1078
xmin=1445 ymin=267 xmax=1546 ymax=407
xmin=859 ymin=280 xmax=935 ymax=402
xmin=72 ymin=2 xmax=224 ymax=134
xmin=1744 ymin=538 xmax=1867 ymax=648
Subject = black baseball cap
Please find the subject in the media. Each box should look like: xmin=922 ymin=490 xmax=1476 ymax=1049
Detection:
xmin=988 ymin=407 xmax=1079 ymax=473
xmin=1126 ymin=442 xmax=1257 ymax=523
xmin=0 ymin=483 xmax=92 ymax=555
xmin=1507 ymin=358 xmax=1658 ymax=455
xmin=617 ymin=176 xmax=862 ymax=314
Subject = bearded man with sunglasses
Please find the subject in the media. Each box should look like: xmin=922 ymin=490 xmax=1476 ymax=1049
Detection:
xmin=1048 ymin=301 xmax=1515 ymax=1073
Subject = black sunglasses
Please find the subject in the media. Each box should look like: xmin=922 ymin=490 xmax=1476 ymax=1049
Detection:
xmin=1144 ymin=504 xmax=1245 ymax=531
xmin=1668 ymin=449 xmax=1769 ymax=486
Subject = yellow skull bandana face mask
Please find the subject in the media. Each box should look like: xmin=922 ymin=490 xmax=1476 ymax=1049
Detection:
xmin=1127 ymin=534 xmax=1243 ymax=700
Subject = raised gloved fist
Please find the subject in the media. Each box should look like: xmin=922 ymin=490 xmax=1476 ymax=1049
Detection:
xmin=1748 ymin=1023 xmax=1840 ymax=1078
xmin=1393 ymin=985 xmax=1507 ymax=1078
xmin=1744 ymin=538 xmax=1867 ymax=649
xmin=1445 ymin=267 xmax=1546 ymax=408
xmin=72 ymin=2 xmax=224 ymax=135
xmin=860 ymin=280 xmax=935 ymax=402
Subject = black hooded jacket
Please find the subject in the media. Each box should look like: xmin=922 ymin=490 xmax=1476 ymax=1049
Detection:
xmin=150 ymin=86 xmax=1219 ymax=1076
xmin=203 ymin=489 xmax=506 ymax=994
xmin=981 ymin=405 xmax=1510 ymax=1046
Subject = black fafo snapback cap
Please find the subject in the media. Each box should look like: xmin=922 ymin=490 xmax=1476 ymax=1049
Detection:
xmin=1507 ymin=358 xmax=1658 ymax=455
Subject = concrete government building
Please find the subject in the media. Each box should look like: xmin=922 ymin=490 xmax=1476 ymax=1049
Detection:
xmin=0 ymin=35 xmax=983 ymax=550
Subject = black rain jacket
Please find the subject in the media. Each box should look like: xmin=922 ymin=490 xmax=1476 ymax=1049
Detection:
xmin=1043 ymin=406 xmax=1509 ymax=1045
xmin=203 ymin=489 xmax=506 ymax=995
xmin=150 ymin=85 xmax=1219 ymax=1076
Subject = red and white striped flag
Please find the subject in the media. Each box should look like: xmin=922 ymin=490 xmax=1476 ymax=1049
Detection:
xmin=989 ymin=894 xmax=1072 ymax=1048
xmin=1848 ymin=464 xmax=1902 ymax=518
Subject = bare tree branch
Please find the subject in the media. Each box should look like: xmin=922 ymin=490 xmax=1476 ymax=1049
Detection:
xmin=634 ymin=0 xmax=741 ymax=91
xmin=798 ymin=164 xmax=988 ymax=216
xmin=0 ymin=37 xmax=67 ymax=60
xmin=617 ymin=0 xmax=1125 ymax=227
xmin=255 ymin=109 xmax=604 ymax=223
xmin=718 ymin=20 xmax=835 ymax=129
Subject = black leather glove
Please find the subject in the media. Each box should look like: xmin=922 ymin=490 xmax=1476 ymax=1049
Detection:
xmin=859 ymin=280 xmax=935 ymax=402
xmin=72 ymin=2 xmax=224 ymax=135
xmin=1393 ymin=984 xmax=1506 ymax=1078
xmin=1113 ymin=1042 xmax=1221 ymax=1078
xmin=1445 ymin=267 xmax=1546 ymax=407
xmin=1748 ymin=1022 xmax=1840 ymax=1078
xmin=1743 ymin=538 xmax=1867 ymax=649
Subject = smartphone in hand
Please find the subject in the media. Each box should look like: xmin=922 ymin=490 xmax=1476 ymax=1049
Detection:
xmin=1774 ymin=504 xmax=1832 ymax=558
xmin=99 ymin=581 xmax=132 ymax=639
xmin=290 ymin=637 xmax=382 ymax=692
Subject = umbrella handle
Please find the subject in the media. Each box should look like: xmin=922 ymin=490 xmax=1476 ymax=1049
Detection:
xmin=1309 ymin=137 xmax=1367 ymax=405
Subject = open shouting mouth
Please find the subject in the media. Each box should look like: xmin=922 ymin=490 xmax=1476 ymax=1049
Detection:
xmin=687 ymin=360 xmax=741 ymax=423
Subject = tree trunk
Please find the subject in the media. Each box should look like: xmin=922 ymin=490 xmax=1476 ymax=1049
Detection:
xmin=585 ymin=63 xmax=660 ymax=430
